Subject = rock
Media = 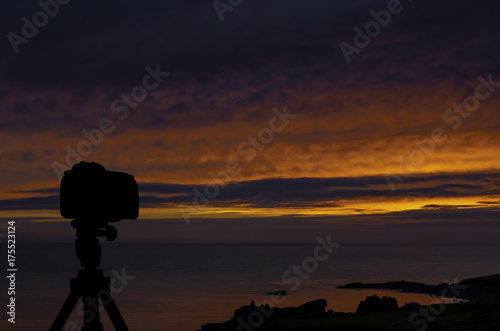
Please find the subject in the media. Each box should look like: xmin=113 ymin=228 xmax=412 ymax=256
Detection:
xmin=267 ymin=290 xmax=287 ymax=296
xmin=232 ymin=300 xmax=258 ymax=319
xmin=459 ymin=274 xmax=500 ymax=287
xmin=295 ymin=299 xmax=328 ymax=316
xmin=402 ymin=302 xmax=421 ymax=311
xmin=355 ymin=295 xmax=399 ymax=314
xmin=337 ymin=282 xmax=364 ymax=288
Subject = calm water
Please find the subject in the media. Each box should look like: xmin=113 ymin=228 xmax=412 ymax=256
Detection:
xmin=2 ymin=243 xmax=499 ymax=330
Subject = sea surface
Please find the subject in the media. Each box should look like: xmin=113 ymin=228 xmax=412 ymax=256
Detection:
xmin=2 ymin=243 xmax=499 ymax=330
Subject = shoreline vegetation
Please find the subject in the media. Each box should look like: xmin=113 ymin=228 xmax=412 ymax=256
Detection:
xmin=200 ymin=274 xmax=500 ymax=330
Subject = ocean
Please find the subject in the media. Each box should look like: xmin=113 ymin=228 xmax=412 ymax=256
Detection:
xmin=2 ymin=243 xmax=499 ymax=330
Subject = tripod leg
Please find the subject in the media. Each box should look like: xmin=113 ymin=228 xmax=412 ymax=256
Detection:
xmin=102 ymin=297 xmax=129 ymax=331
xmin=100 ymin=289 xmax=129 ymax=331
xmin=49 ymin=289 xmax=80 ymax=331
xmin=81 ymin=291 xmax=103 ymax=331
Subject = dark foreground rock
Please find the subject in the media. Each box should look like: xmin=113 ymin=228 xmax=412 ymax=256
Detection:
xmin=355 ymin=295 xmax=399 ymax=314
xmin=199 ymin=297 xmax=398 ymax=331
xmin=200 ymin=299 xmax=334 ymax=331
xmin=200 ymin=296 xmax=500 ymax=330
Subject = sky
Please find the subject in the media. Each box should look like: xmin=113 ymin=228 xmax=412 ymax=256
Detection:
xmin=1 ymin=0 xmax=499 ymax=243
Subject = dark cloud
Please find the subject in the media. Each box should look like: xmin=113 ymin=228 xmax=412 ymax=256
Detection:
xmin=2 ymin=0 xmax=499 ymax=89
xmin=4 ymin=172 xmax=499 ymax=210
xmin=0 ymin=195 xmax=58 ymax=210
xmin=381 ymin=206 xmax=500 ymax=221
xmin=139 ymin=183 xmax=194 ymax=194
xmin=3 ymin=0 xmax=500 ymax=140
xmin=11 ymin=188 xmax=59 ymax=194
xmin=138 ymin=173 xmax=499 ymax=208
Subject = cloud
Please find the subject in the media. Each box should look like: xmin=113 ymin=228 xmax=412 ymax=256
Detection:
xmin=0 ymin=195 xmax=58 ymax=210
xmin=477 ymin=201 xmax=500 ymax=205
xmin=1 ymin=0 xmax=500 ymax=247
xmin=11 ymin=188 xmax=59 ymax=194
xmin=3 ymin=172 xmax=499 ymax=211
xmin=123 ymin=173 xmax=500 ymax=209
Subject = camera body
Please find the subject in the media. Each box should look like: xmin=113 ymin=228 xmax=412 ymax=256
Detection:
xmin=60 ymin=162 xmax=139 ymax=222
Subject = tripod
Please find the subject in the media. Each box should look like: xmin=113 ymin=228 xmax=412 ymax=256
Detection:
xmin=50 ymin=219 xmax=129 ymax=331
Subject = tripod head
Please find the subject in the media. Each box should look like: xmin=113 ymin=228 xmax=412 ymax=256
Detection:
xmin=71 ymin=219 xmax=119 ymax=269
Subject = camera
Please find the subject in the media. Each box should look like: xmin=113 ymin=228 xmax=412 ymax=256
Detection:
xmin=60 ymin=161 xmax=139 ymax=222
xmin=51 ymin=161 xmax=137 ymax=330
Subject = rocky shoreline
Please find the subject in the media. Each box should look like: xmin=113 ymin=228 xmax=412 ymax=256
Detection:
xmin=199 ymin=274 xmax=500 ymax=330
xmin=337 ymin=273 xmax=500 ymax=302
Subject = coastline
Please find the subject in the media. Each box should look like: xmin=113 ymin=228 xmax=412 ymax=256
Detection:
xmin=337 ymin=273 xmax=500 ymax=302
xmin=199 ymin=274 xmax=500 ymax=330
